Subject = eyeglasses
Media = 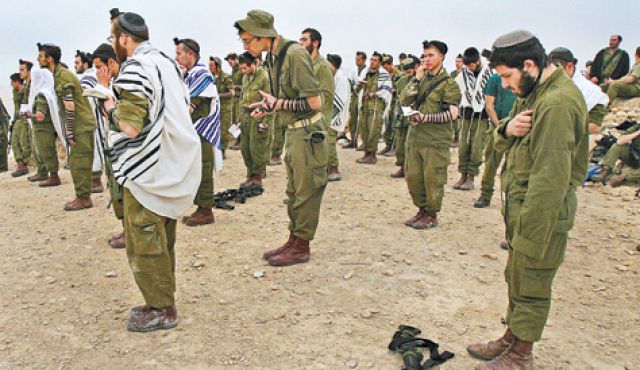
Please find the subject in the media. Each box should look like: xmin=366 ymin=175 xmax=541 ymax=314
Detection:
xmin=107 ymin=33 xmax=128 ymax=43
xmin=240 ymin=36 xmax=256 ymax=46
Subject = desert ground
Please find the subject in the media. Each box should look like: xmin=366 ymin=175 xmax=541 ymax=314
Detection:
xmin=0 ymin=143 xmax=638 ymax=370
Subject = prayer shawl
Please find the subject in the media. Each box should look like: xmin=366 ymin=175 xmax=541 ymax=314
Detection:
xmin=28 ymin=69 xmax=65 ymax=145
xmin=455 ymin=63 xmax=492 ymax=112
xmin=572 ymin=73 xmax=609 ymax=111
xmin=184 ymin=62 xmax=223 ymax=172
xmin=109 ymin=41 xmax=202 ymax=219
xmin=331 ymin=70 xmax=351 ymax=132
xmin=79 ymin=68 xmax=106 ymax=173
xmin=357 ymin=67 xmax=393 ymax=122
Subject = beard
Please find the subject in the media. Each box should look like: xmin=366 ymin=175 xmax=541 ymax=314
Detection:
xmin=114 ymin=40 xmax=128 ymax=64
xmin=305 ymin=44 xmax=314 ymax=54
xmin=517 ymin=68 xmax=538 ymax=98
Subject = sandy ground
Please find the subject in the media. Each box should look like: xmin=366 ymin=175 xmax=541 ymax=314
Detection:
xmin=0 ymin=143 xmax=638 ymax=370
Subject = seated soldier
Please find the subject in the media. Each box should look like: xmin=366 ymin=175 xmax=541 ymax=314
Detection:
xmin=595 ymin=121 xmax=640 ymax=187
xmin=606 ymin=47 xmax=640 ymax=102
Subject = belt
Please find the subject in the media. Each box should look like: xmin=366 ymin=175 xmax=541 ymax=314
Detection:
xmin=287 ymin=112 xmax=323 ymax=129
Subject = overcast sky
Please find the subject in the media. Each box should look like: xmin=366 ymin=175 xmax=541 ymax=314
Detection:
xmin=1 ymin=0 xmax=639 ymax=107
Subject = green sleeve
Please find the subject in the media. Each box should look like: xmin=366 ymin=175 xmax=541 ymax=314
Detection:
xmin=115 ymin=90 xmax=149 ymax=132
xmin=190 ymin=96 xmax=212 ymax=122
xmin=587 ymin=104 xmax=607 ymax=126
xmin=630 ymin=64 xmax=640 ymax=80
xmin=34 ymin=94 xmax=49 ymax=114
xmin=399 ymin=79 xmax=419 ymax=106
xmin=442 ymin=79 xmax=462 ymax=106
xmin=289 ymin=48 xmax=321 ymax=98
xmin=511 ymin=103 xmax=577 ymax=259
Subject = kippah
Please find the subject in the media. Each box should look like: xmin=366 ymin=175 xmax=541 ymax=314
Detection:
xmin=492 ymin=30 xmax=535 ymax=49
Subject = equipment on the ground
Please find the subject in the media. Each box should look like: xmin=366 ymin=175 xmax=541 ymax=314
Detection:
xmin=388 ymin=325 xmax=454 ymax=370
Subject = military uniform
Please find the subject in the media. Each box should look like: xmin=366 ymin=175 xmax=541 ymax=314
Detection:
xmin=401 ymin=68 xmax=461 ymax=219
xmin=393 ymin=74 xmax=411 ymax=167
xmin=190 ymin=93 xmax=214 ymax=211
xmin=600 ymin=122 xmax=640 ymax=182
xmin=0 ymin=98 xmax=10 ymax=171
xmin=270 ymin=113 xmax=285 ymax=159
xmin=346 ymin=65 xmax=365 ymax=144
xmin=358 ymin=69 xmax=386 ymax=154
xmin=383 ymin=69 xmax=403 ymax=150
xmin=231 ymin=65 xmax=243 ymax=127
xmin=11 ymin=87 xmax=32 ymax=166
xmin=215 ymin=70 xmax=235 ymax=150
xmin=32 ymin=94 xmax=59 ymax=173
xmin=240 ymin=67 xmax=271 ymax=179
xmin=53 ymin=64 xmax=96 ymax=199
xmin=312 ymin=54 xmax=336 ymax=166
xmin=495 ymin=68 xmax=588 ymax=342
xmin=606 ymin=60 xmax=640 ymax=102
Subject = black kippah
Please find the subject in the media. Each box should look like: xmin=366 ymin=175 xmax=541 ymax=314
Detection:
xmin=113 ymin=10 xmax=149 ymax=41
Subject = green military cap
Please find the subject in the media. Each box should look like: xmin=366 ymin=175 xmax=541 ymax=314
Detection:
xmin=234 ymin=10 xmax=278 ymax=38
xmin=401 ymin=57 xmax=416 ymax=70
xmin=382 ymin=54 xmax=393 ymax=65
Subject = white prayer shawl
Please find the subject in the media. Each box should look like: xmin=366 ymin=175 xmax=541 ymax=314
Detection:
xmin=79 ymin=68 xmax=106 ymax=173
xmin=183 ymin=62 xmax=223 ymax=172
xmin=572 ymin=72 xmax=609 ymax=111
xmin=357 ymin=67 xmax=393 ymax=122
xmin=455 ymin=63 xmax=492 ymax=113
xmin=27 ymin=69 xmax=65 ymax=145
xmin=331 ymin=70 xmax=351 ymax=132
xmin=109 ymin=42 xmax=202 ymax=219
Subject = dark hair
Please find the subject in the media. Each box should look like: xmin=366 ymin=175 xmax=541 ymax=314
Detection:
xmin=76 ymin=50 xmax=93 ymax=68
xmin=456 ymin=54 xmax=463 ymax=59
xmin=327 ymin=54 xmax=342 ymax=69
xmin=238 ymin=51 xmax=257 ymax=66
xmin=38 ymin=43 xmax=62 ymax=64
xmin=489 ymin=37 xmax=547 ymax=70
xmin=399 ymin=52 xmax=407 ymax=59
xmin=636 ymin=47 xmax=640 ymax=58
xmin=462 ymin=47 xmax=480 ymax=64
xmin=422 ymin=40 xmax=448 ymax=55
xmin=617 ymin=35 xmax=623 ymax=42
xmin=10 ymin=73 xmax=23 ymax=83
xmin=371 ymin=51 xmax=382 ymax=61
xmin=19 ymin=59 xmax=33 ymax=71
xmin=173 ymin=37 xmax=200 ymax=57
xmin=302 ymin=27 xmax=322 ymax=49
xmin=356 ymin=51 xmax=367 ymax=59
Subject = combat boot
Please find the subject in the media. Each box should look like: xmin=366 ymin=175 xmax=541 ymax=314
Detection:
xmin=263 ymin=232 xmax=296 ymax=260
xmin=384 ymin=147 xmax=396 ymax=157
xmin=27 ymin=172 xmax=48 ymax=182
xmin=64 ymin=197 xmax=93 ymax=211
xmin=390 ymin=167 xmax=404 ymax=178
xmin=91 ymin=178 xmax=105 ymax=193
xmin=467 ymin=329 xmax=515 ymax=361
xmin=356 ymin=152 xmax=369 ymax=163
xmin=252 ymin=174 xmax=263 ymax=187
xmin=108 ymin=230 xmax=126 ymax=249
xmin=268 ymin=237 xmax=310 ymax=266
xmin=592 ymin=165 xmax=611 ymax=183
xmin=127 ymin=305 xmax=178 ymax=333
xmin=184 ymin=207 xmax=214 ymax=227
xmin=327 ymin=166 xmax=342 ymax=182
xmin=475 ymin=339 xmax=533 ymax=370
xmin=341 ymin=140 xmax=356 ymax=149
xmin=38 ymin=172 xmax=61 ymax=187
xmin=411 ymin=211 xmax=438 ymax=230
xmin=357 ymin=152 xmax=377 ymax=165
xmin=474 ymin=196 xmax=491 ymax=208
xmin=377 ymin=144 xmax=391 ymax=155
xmin=11 ymin=162 xmax=28 ymax=177
xmin=608 ymin=175 xmax=625 ymax=187
xmin=269 ymin=155 xmax=282 ymax=166
xmin=453 ymin=174 xmax=467 ymax=189
xmin=405 ymin=208 xmax=425 ymax=226
xmin=459 ymin=175 xmax=475 ymax=190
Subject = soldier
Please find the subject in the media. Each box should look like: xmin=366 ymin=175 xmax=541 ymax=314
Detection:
xmin=450 ymin=54 xmax=464 ymax=145
xmin=226 ymin=52 xmax=243 ymax=150
xmin=342 ymin=51 xmax=366 ymax=149
xmin=355 ymin=51 xmax=392 ymax=164
xmin=209 ymin=56 xmax=235 ymax=156
xmin=326 ymin=53 xmax=350 ymax=182
xmin=450 ymin=54 xmax=464 ymax=78
xmin=604 ymin=46 xmax=640 ymax=102
xmin=390 ymin=55 xmax=419 ymax=179
xmin=0 ymin=98 xmax=9 ymax=172
xmin=400 ymin=40 xmax=461 ymax=230
xmin=595 ymin=121 xmax=640 ymax=187
xmin=238 ymin=51 xmax=271 ymax=187
xmin=453 ymin=47 xmax=493 ymax=191
xmin=104 ymin=8 xmax=201 ymax=332
xmin=9 ymin=73 xmax=30 ymax=177
xmin=175 ymin=37 xmax=220 ymax=227
xmin=39 ymin=43 xmax=96 ymax=211
xmin=473 ymin=71 xmax=516 ymax=208
xmin=299 ymin=28 xmax=337 ymax=180
xmin=234 ymin=9 xmax=327 ymax=266
xmin=379 ymin=54 xmax=403 ymax=157
xmin=590 ymin=35 xmax=630 ymax=86
xmin=467 ymin=30 xmax=588 ymax=370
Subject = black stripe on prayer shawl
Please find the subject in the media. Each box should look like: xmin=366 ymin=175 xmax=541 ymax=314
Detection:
xmin=131 ymin=159 xmax=159 ymax=181
xmin=120 ymin=144 xmax=161 ymax=177
xmin=114 ymin=79 xmax=154 ymax=99
xmin=109 ymin=127 xmax=161 ymax=163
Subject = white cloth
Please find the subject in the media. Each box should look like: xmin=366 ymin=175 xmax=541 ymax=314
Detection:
xmin=27 ymin=69 xmax=65 ymax=145
xmin=109 ymin=41 xmax=202 ymax=219
xmin=455 ymin=63 xmax=492 ymax=113
xmin=331 ymin=70 xmax=351 ymax=132
xmin=357 ymin=67 xmax=393 ymax=121
xmin=572 ymin=72 xmax=609 ymax=111
xmin=79 ymin=68 xmax=106 ymax=173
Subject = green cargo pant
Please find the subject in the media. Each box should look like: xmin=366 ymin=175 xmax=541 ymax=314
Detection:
xmin=601 ymin=143 xmax=640 ymax=177
xmin=0 ymin=126 xmax=7 ymax=171
xmin=459 ymin=117 xmax=490 ymax=176
xmin=105 ymin=155 xmax=124 ymax=220
xmin=360 ymin=108 xmax=384 ymax=153
xmin=480 ymin=128 xmax=505 ymax=199
xmin=284 ymin=121 xmax=328 ymax=241
xmin=606 ymin=81 xmax=640 ymax=102
xmin=194 ymin=135 xmax=214 ymax=209
xmin=31 ymin=123 xmax=47 ymax=175
xmin=33 ymin=120 xmax=59 ymax=172
xmin=123 ymin=188 xmax=177 ymax=308
xmin=11 ymin=119 xmax=31 ymax=164
xmin=70 ymin=131 xmax=94 ymax=198
xmin=271 ymin=114 xmax=286 ymax=158
xmin=452 ymin=118 xmax=461 ymax=143
xmin=383 ymin=108 xmax=396 ymax=147
xmin=327 ymin=127 xmax=339 ymax=167
xmin=394 ymin=125 xmax=409 ymax=166
xmin=220 ymin=105 xmax=233 ymax=150
xmin=347 ymin=95 xmax=359 ymax=141
xmin=503 ymin=191 xmax=574 ymax=342
xmin=241 ymin=111 xmax=269 ymax=178
xmin=405 ymin=139 xmax=450 ymax=213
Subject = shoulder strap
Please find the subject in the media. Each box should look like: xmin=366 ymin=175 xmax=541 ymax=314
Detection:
xmin=415 ymin=75 xmax=450 ymax=108
xmin=601 ymin=49 xmax=622 ymax=73
xmin=266 ymin=41 xmax=296 ymax=98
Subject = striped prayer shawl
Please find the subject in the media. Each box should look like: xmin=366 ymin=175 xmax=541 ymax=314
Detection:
xmin=357 ymin=67 xmax=393 ymax=122
xmin=108 ymin=41 xmax=201 ymax=219
xmin=79 ymin=68 xmax=106 ymax=172
xmin=331 ymin=70 xmax=351 ymax=132
xmin=184 ymin=63 xmax=223 ymax=171
xmin=455 ymin=63 xmax=492 ymax=112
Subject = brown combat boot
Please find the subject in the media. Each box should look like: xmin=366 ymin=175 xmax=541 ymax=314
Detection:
xmin=269 ymin=155 xmax=282 ymax=166
xmin=608 ymin=175 xmax=625 ymax=187
xmin=28 ymin=172 xmax=48 ymax=182
xmin=384 ymin=147 xmax=396 ymax=157
xmin=252 ymin=174 xmax=264 ymax=187
xmin=459 ymin=175 xmax=475 ymax=190
xmin=357 ymin=152 xmax=377 ymax=164
xmin=390 ymin=167 xmax=404 ymax=178
xmin=64 ymin=197 xmax=93 ymax=211
xmin=11 ymin=162 xmax=28 ymax=177
xmin=263 ymin=232 xmax=296 ymax=260
xmin=108 ymin=230 xmax=126 ymax=249
xmin=593 ymin=165 xmax=611 ymax=183
xmin=327 ymin=166 xmax=342 ymax=181
xmin=377 ymin=144 xmax=391 ymax=155
xmin=184 ymin=207 xmax=214 ymax=227
xmin=475 ymin=339 xmax=533 ymax=370
xmin=453 ymin=174 xmax=467 ymax=189
xmin=127 ymin=305 xmax=178 ymax=332
xmin=268 ymin=237 xmax=310 ymax=266
xmin=39 ymin=172 xmax=61 ymax=187
xmin=411 ymin=211 xmax=438 ymax=230
xmin=405 ymin=208 xmax=425 ymax=226
xmin=341 ymin=140 xmax=356 ymax=149
xmin=467 ymin=329 xmax=515 ymax=361
xmin=91 ymin=178 xmax=104 ymax=193
xmin=356 ymin=144 xmax=365 ymax=151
